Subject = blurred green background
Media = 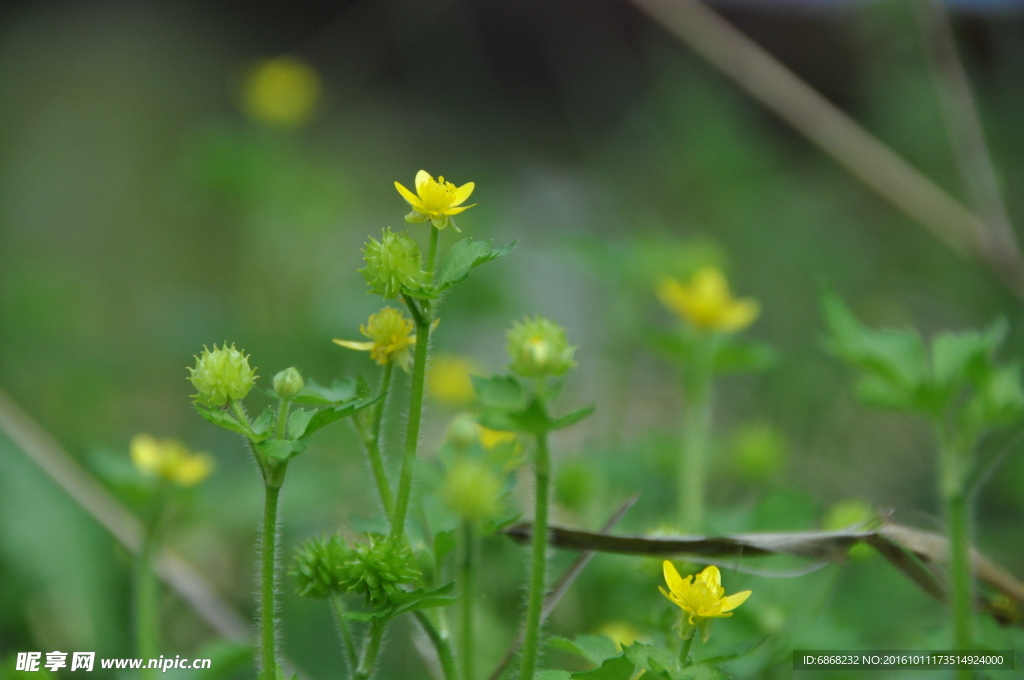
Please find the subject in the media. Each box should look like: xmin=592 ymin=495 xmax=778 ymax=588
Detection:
xmin=1 ymin=0 xmax=1024 ymax=677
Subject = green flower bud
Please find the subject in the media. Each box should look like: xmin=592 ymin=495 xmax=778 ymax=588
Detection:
xmin=188 ymin=343 xmax=257 ymax=407
xmin=359 ymin=228 xmax=427 ymax=299
xmin=338 ymin=534 xmax=420 ymax=607
xmin=273 ymin=366 xmax=305 ymax=400
xmin=440 ymin=458 xmax=504 ymax=524
xmin=291 ymin=534 xmax=351 ymax=599
xmin=506 ymin=316 xmax=577 ymax=378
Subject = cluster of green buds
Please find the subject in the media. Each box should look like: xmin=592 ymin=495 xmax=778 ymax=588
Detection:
xmin=291 ymin=534 xmax=351 ymax=599
xmin=359 ymin=227 xmax=427 ymax=299
xmin=188 ymin=343 xmax=257 ymax=406
xmin=338 ymin=534 xmax=420 ymax=607
xmin=507 ymin=316 xmax=577 ymax=378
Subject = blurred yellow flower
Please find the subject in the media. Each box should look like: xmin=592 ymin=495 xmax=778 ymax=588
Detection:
xmin=657 ymin=266 xmax=760 ymax=333
xmin=243 ymin=56 xmax=321 ymax=127
xmin=429 ymin=355 xmax=479 ymax=405
xmin=131 ymin=434 xmax=213 ymax=487
xmin=660 ymin=562 xmax=751 ymax=641
xmin=334 ymin=307 xmax=419 ymax=371
xmin=477 ymin=425 xmax=517 ymax=451
xmin=395 ymin=170 xmax=475 ymax=230
xmin=597 ymin=621 xmax=642 ymax=650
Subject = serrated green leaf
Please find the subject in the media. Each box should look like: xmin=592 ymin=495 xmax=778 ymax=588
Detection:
xmin=472 ymin=374 xmax=527 ymax=410
xmin=300 ymin=395 xmax=382 ymax=439
xmin=549 ymin=405 xmax=595 ymax=431
xmin=698 ymin=634 xmax=769 ymax=664
xmin=549 ymin=635 xmax=620 ymax=665
xmin=293 ymin=378 xmax=361 ymax=406
xmin=193 ymin=404 xmax=254 ymax=438
xmin=624 ymin=643 xmax=681 ymax=677
xmin=251 ymin=406 xmax=277 ymax=438
xmin=931 ymin=321 xmax=1006 ymax=389
xmin=678 ymin=664 xmax=729 ymax=680
xmin=287 ymin=408 xmax=315 ymax=439
xmin=854 ymin=375 xmax=916 ymax=411
xmin=571 ymin=655 xmax=635 ymax=680
xmin=437 ymin=238 xmax=517 ymax=290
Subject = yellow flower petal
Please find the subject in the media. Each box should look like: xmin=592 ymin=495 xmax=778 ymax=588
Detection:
xmin=443 ymin=203 xmax=476 ymax=216
xmin=394 ymin=181 xmax=424 ymax=209
xmin=333 ymin=339 xmax=375 ymax=351
xmin=451 ymin=182 xmax=475 ymax=207
xmin=662 ymin=560 xmax=687 ymax=595
xmin=171 ymin=454 xmax=214 ymax=486
xmin=719 ymin=590 xmax=752 ymax=613
xmin=698 ymin=564 xmax=722 ymax=589
xmin=415 ymin=169 xmax=431 ymax=192
xmin=717 ymin=299 xmax=761 ymax=333
xmin=130 ymin=434 xmax=161 ymax=476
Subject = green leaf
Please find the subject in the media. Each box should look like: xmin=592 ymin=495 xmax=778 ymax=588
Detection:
xmin=339 ymin=609 xmax=376 ymax=622
xmin=549 ymin=405 xmax=595 ymax=431
xmin=623 ymin=643 xmax=681 ymax=677
xmin=931 ymin=320 xmax=1007 ymax=389
xmin=193 ymin=404 xmax=254 ymax=438
xmin=570 ymin=655 xmax=635 ymax=680
xmin=963 ymin=362 xmax=1024 ymax=430
xmin=537 ymin=672 xmax=573 ymax=680
xmin=438 ymin=238 xmax=517 ymax=290
xmin=854 ymin=375 xmax=916 ymax=411
xmin=257 ymin=438 xmax=307 ymax=462
xmin=301 ymin=395 xmax=382 ymax=439
xmin=251 ymin=406 xmax=277 ymax=438
xmin=549 ymin=635 xmax=620 ymax=665
xmin=472 ymin=374 xmax=528 ymax=411
xmin=390 ymin=582 xmax=458 ymax=616
xmin=822 ymin=291 xmax=926 ymax=391
xmin=287 ymin=408 xmax=315 ymax=439
xmin=293 ymin=378 xmax=364 ymax=406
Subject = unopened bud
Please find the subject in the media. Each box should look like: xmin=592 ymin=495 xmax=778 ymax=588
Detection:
xmin=273 ymin=366 xmax=305 ymax=400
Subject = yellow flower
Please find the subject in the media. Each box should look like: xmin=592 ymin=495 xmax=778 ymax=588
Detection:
xmin=429 ymin=355 xmax=480 ymax=405
xmin=131 ymin=434 xmax=213 ymax=487
xmin=597 ymin=621 xmax=642 ymax=650
xmin=334 ymin=307 xmax=419 ymax=371
xmin=477 ymin=425 xmax=517 ymax=451
xmin=657 ymin=266 xmax=760 ymax=333
xmin=659 ymin=562 xmax=751 ymax=642
xmin=394 ymin=170 xmax=475 ymax=230
xmin=242 ymin=56 xmax=322 ymax=128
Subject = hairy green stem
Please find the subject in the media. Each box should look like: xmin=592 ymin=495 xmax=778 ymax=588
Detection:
xmin=330 ymin=594 xmax=359 ymax=673
xmin=354 ymin=619 xmax=386 ymax=680
xmin=260 ymin=484 xmax=282 ymax=680
xmin=391 ymin=316 xmax=431 ymax=540
xmin=426 ymin=225 xmax=440 ymax=279
xmin=359 ymin=363 xmax=394 ymax=518
xmin=460 ymin=521 xmax=478 ymax=680
xmin=275 ymin=398 xmax=291 ymax=440
xmin=414 ymin=611 xmax=459 ymax=680
xmin=938 ymin=429 xmax=974 ymax=679
xmin=135 ymin=493 xmax=166 ymax=680
xmin=519 ymin=431 xmax=551 ymax=680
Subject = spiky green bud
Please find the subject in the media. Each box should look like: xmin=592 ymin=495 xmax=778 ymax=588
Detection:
xmin=291 ymin=534 xmax=351 ymax=599
xmin=338 ymin=534 xmax=420 ymax=607
xmin=188 ymin=343 xmax=257 ymax=407
xmin=506 ymin=316 xmax=577 ymax=378
xmin=359 ymin=228 xmax=427 ymax=299
xmin=273 ymin=366 xmax=305 ymax=400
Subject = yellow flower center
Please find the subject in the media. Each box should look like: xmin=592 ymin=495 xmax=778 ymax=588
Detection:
xmin=417 ymin=175 xmax=460 ymax=214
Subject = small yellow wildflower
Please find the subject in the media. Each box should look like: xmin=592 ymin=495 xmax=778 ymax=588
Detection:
xmin=334 ymin=307 xmax=419 ymax=371
xmin=597 ymin=621 xmax=642 ymax=650
xmin=477 ymin=425 xmax=517 ymax=451
xmin=429 ymin=355 xmax=480 ymax=405
xmin=660 ymin=562 xmax=751 ymax=642
xmin=394 ymin=170 xmax=475 ymax=230
xmin=657 ymin=266 xmax=760 ymax=333
xmin=131 ymin=434 xmax=214 ymax=487
xmin=242 ymin=56 xmax=322 ymax=128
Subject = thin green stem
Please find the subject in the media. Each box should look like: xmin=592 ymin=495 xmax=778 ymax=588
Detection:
xmin=354 ymin=619 xmax=386 ymax=680
xmin=260 ymin=484 xmax=282 ymax=680
xmin=679 ymin=631 xmax=694 ymax=666
xmin=937 ymin=427 xmax=974 ymax=680
xmin=679 ymin=335 xmax=715 ymax=533
xmin=414 ymin=611 xmax=459 ymax=680
xmin=275 ymin=398 xmax=291 ymax=440
xmin=460 ymin=521 xmax=478 ymax=680
xmin=135 ymin=492 xmax=167 ymax=680
xmin=426 ymin=226 xmax=440 ymax=280
xmin=360 ymin=363 xmax=395 ymax=518
xmin=519 ymin=431 xmax=551 ymax=680
xmin=390 ymin=317 xmax=430 ymax=541
xmin=330 ymin=594 xmax=359 ymax=673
